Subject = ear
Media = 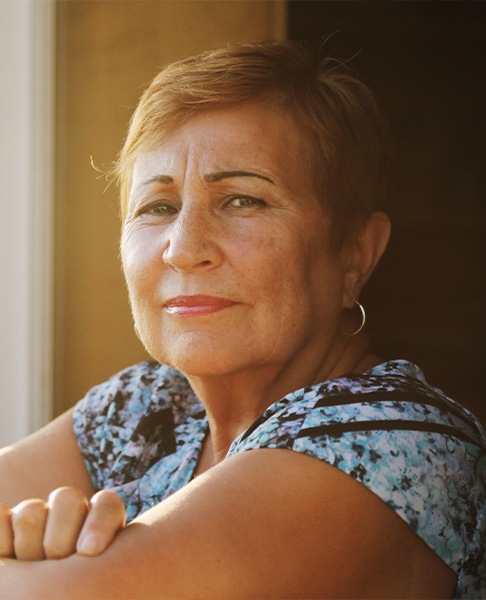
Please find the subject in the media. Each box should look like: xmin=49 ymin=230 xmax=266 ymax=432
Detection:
xmin=342 ymin=211 xmax=391 ymax=309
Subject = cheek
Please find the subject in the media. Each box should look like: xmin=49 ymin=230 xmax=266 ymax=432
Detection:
xmin=121 ymin=229 xmax=161 ymax=300
xmin=269 ymin=233 xmax=343 ymax=319
xmin=253 ymin=226 xmax=318 ymax=281
xmin=236 ymin=231 xmax=315 ymax=312
xmin=236 ymin=235 xmax=289 ymax=295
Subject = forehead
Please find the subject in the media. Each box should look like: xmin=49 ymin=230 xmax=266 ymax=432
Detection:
xmin=130 ymin=102 xmax=315 ymax=191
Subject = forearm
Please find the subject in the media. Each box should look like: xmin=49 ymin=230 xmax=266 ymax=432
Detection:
xmin=0 ymin=558 xmax=51 ymax=600
xmin=0 ymin=524 xmax=163 ymax=600
xmin=0 ymin=555 xmax=123 ymax=600
xmin=0 ymin=411 xmax=94 ymax=507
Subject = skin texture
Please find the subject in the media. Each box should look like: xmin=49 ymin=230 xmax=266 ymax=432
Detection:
xmin=0 ymin=102 xmax=457 ymax=597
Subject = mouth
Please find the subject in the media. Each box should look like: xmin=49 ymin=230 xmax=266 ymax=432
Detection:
xmin=163 ymin=295 xmax=237 ymax=317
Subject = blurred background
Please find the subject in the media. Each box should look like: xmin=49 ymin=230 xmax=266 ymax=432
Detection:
xmin=0 ymin=1 xmax=484 ymax=446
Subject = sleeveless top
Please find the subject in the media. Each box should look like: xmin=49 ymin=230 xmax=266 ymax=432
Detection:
xmin=73 ymin=359 xmax=486 ymax=598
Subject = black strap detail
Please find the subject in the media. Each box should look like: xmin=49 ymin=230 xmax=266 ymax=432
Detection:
xmin=313 ymin=390 xmax=476 ymax=431
xmin=296 ymin=419 xmax=482 ymax=448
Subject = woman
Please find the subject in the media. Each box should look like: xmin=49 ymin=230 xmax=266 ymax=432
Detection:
xmin=0 ymin=41 xmax=484 ymax=598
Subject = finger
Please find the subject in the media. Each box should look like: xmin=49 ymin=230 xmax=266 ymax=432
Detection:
xmin=11 ymin=499 xmax=48 ymax=561
xmin=0 ymin=503 xmax=14 ymax=557
xmin=43 ymin=487 xmax=90 ymax=560
xmin=77 ymin=490 xmax=126 ymax=556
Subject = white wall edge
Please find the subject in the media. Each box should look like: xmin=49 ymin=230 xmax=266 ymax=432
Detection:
xmin=28 ymin=0 xmax=55 ymax=434
xmin=0 ymin=0 xmax=55 ymax=445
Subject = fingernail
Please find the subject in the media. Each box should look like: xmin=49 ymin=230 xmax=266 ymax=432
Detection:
xmin=77 ymin=533 xmax=101 ymax=556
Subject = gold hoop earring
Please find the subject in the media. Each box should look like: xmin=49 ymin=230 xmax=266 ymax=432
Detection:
xmin=341 ymin=300 xmax=366 ymax=336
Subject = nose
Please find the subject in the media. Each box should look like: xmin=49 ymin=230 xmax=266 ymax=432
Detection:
xmin=162 ymin=206 xmax=223 ymax=272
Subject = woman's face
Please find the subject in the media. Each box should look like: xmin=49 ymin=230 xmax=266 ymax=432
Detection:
xmin=121 ymin=102 xmax=350 ymax=377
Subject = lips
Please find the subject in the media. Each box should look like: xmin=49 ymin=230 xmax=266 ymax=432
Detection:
xmin=164 ymin=295 xmax=237 ymax=317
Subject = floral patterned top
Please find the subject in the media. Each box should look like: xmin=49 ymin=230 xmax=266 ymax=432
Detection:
xmin=73 ymin=359 xmax=486 ymax=599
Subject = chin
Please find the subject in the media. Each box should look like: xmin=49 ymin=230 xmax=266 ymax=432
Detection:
xmin=163 ymin=353 xmax=244 ymax=378
xmin=147 ymin=332 xmax=248 ymax=377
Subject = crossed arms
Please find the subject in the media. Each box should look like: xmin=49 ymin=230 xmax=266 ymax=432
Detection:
xmin=0 ymin=410 xmax=456 ymax=599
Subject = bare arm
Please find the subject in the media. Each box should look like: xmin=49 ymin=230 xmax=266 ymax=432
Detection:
xmin=0 ymin=409 xmax=94 ymax=505
xmin=0 ymin=449 xmax=456 ymax=599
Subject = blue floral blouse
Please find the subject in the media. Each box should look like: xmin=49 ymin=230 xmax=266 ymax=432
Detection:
xmin=73 ymin=359 xmax=486 ymax=598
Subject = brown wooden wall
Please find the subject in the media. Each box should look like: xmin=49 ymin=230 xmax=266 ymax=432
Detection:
xmin=289 ymin=1 xmax=486 ymax=424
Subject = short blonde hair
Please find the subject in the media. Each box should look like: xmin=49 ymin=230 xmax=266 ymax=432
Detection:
xmin=114 ymin=40 xmax=392 ymax=248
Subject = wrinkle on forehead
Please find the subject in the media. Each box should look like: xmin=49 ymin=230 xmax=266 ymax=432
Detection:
xmin=129 ymin=102 xmax=316 ymax=203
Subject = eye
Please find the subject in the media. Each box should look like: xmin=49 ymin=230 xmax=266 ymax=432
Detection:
xmin=137 ymin=201 xmax=178 ymax=218
xmin=225 ymin=195 xmax=265 ymax=209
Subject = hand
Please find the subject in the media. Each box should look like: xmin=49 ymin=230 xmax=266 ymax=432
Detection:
xmin=0 ymin=487 xmax=126 ymax=561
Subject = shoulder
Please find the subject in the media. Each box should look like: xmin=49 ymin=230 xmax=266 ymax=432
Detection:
xmin=229 ymin=359 xmax=486 ymax=592
xmin=231 ymin=359 xmax=485 ymax=455
xmin=73 ymin=362 xmax=200 ymax=490
xmin=74 ymin=361 xmax=198 ymax=426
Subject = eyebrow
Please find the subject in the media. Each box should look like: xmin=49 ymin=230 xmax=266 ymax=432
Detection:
xmin=135 ymin=170 xmax=275 ymax=193
xmin=204 ymin=170 xmax=274 ymax=184
xmin=139 ymin=175 xmax=174 ymax=186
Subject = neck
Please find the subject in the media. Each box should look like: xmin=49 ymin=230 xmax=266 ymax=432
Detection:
xmin=186 ymin=332 xmax=378 ymax=464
